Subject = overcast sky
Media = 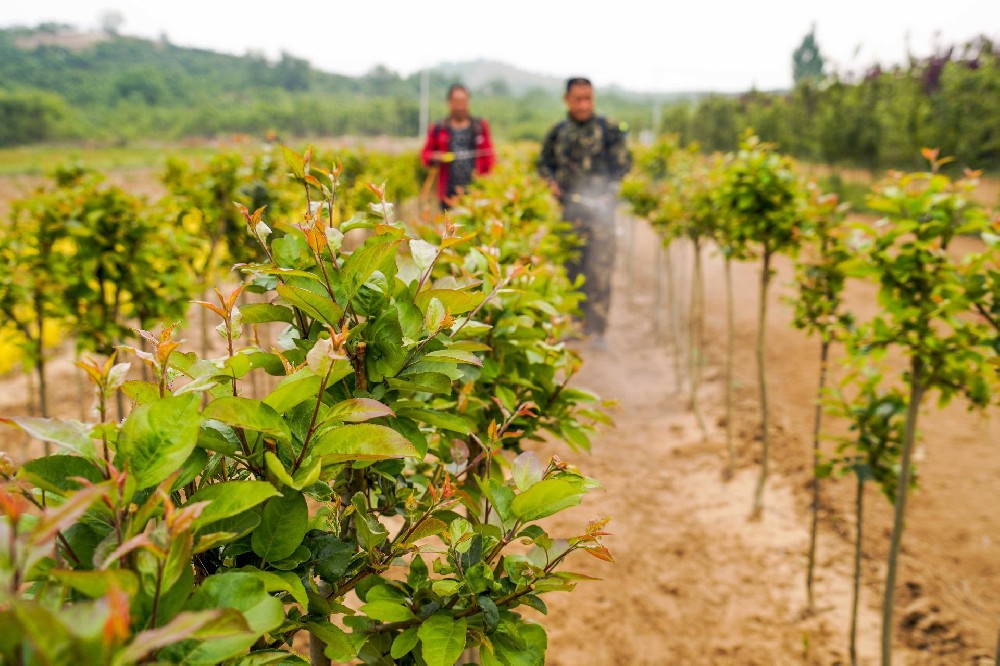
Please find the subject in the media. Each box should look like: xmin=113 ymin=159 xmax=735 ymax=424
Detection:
xmin=3 ymin=1 xmax=999 ymax=92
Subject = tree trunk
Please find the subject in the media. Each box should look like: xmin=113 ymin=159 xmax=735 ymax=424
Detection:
xmin=724 ymin=257 xmax=735 ymax=479
xmin=851 ymin=476 xmax=865 ymax=666
xmin=653 ymin=242 xmax=665 ymax=336
xmin=688 ymin=238 xmax=707 ymax=439
xmin=751 ymin=249 xmax=772 ymax=519
xmin=667 ymin=241 xmax=683 ymax=394
xmin=881 ymin=357 xmax=925 ymax=666
xmin=807 ymin=338 xmax=831 ymax=611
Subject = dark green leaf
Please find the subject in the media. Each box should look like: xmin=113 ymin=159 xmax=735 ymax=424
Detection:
xmin=251 ymin=491 xmax=308 ymax=562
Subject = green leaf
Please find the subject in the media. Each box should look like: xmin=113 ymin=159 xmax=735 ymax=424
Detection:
xmin=423 ymin=349 xmax=483 ymax=367
xmin=415 ymin=289 xmax=483 ymax=315
xmin=189 ymin=481 xmax=280 ymax=532
xmin=409 ymin=239 xmax=438 ymax=272
xmin=1 ymin=417 xmax=95 ymax=457
xmin=354 ymin=507 xmax=389 ymax=553
xmin=18 ymin=455 xmax=104 ymax=496
xmin=305 ymin=621 xmax=359 ymax=663
xmin=233 ymin=568 xmax=308 ymax=608
xmin=360 ymin=600 xmax=416 ymax=622
xmin=263 ymin=371 xmax=323 ymax=413
xmin=403 ymin=517 xmax=447 ymax=546
xmin=311 ymin=424 xmax=418 ymax=463
xmin=118 ymin=393 xmax=201 ymax=489
xmin=264 ymin=451 xmax=321 ymax=491
xmin=276 ymin=284 xmax=343 ymax=327
xmin=323 ymin=398 xmax=395 ymax=424
xmin=391 ymin=627 xmax=420 ymax=659
xmin=203 ymin=396 xmax=291 ymax=442
xmin=510 ymin=478 xmax=586 ymax=522
xmin=179 ymin=572 xmax=285 ymax=664
xmin=424 ymin=297 xmax=446 ymax=330
xmin=121 ymin=380 xmax=162 ymax=405
xmin=396 ymin=408 xmax=473 ymax=435
xmin=50 ymin=569 xmax=139 ymax=598
xmin=386 ymin=372 xmax=453 ymax=394
xmin=114 ymin=609 xmax=251 ymax=666
xmin=418 ymin=613 xmax=467 ymax=666
xmin=239 ymin=303 xmax=295 ymax=324
xmin=251 ymin=491 xmax=308 ymax=562
xmin=511 ymin=452 xmax=544 ymax=492
xmin=342 ymin=236 xmax=403 ymax=304
xmin=478 ymin=596 xmax=500 ymax=634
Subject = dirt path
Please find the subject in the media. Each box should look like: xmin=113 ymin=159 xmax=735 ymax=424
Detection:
xmin=533 ymin=216 xmax=998 ymax=665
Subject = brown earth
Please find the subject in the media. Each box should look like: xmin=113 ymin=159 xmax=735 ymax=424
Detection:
xmin=1 ymin=188 xmax=997 ymax=664
xmin=532 ymin=216 xmax=998 ymax=665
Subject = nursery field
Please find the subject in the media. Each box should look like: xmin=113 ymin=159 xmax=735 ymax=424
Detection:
xmin=0 ymin=140 xmax=996 ymax=665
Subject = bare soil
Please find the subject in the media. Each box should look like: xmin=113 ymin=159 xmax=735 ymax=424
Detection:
xmin=532 ymin=217 xmax=998 ymax=665
xmin=0 ymin=199 xmax=996 ymax=664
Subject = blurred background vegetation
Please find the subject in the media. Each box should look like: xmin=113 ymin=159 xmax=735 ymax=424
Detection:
xmin=2 ymin=23 xmax=1000 ymax=174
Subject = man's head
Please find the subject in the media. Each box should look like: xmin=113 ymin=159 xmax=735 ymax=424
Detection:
xmin=564 ymin=77 xmax=594 ymax=122
xmin=447 ymin=84 xmax=470 ymax=122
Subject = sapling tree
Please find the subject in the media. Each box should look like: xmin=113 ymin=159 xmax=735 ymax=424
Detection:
xmin=821 ymin=366 xmax=907 ymax=666
xmin=716 ymin=133 xmax=803 ymax=517
xmin=789 ymin=185 xmax=854 ymax=611
xmin=844 ymin=150 xmax=998 ymax=665
xmin=1 ymin=149 xmax=612 ymax=666
xmin=0 ymin=165 xmax=92 ymax=422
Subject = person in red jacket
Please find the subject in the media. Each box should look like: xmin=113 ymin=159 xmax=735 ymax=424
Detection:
xmin=420 ymin=84 xmax=496 ymax=209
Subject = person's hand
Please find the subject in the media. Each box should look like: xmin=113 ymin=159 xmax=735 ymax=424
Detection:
xmin=547 ymin=180 xmax=562 ymax=199
xmin=429 ymin=151 xmax=455 ymax=165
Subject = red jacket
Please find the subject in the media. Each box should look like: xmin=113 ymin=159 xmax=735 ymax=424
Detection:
xmin=420 ymin=117 xmax=496 ymax=201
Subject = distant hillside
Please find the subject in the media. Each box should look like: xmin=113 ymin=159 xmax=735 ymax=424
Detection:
xmin=0 ymin=24 xmax=703 ymax=146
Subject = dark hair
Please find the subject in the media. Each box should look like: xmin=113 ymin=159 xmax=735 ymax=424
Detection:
xmin=565 ymin=77 xmax=592 ymax=93
xmin=447 ymin=83 xmax=468 ymax=100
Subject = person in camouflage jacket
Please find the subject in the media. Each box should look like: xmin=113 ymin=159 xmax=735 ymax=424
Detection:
xmin=538 ymin=77 xmax=632 ymax=347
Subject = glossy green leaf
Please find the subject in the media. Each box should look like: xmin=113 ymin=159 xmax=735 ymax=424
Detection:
xmin=276 ymin=284 xmax=343 ymax=327
xmin=311 ymin=424 xmax=418 ymax=463
xmin=189 ymin=481 xmax=280 ymax=532
xmin=251 ymin=491 xmax=308 ymax=562
xmin=18 ymin=455 xmax=104 ymax=496
xmin=202 ymin=396 xmax=291 ymax=442
xmin=1 ymin=417 xmax=95 ymax=457
xmin=118 ymin=393 xmax=201 ymax=489
xmin=239 ymin=303 xmax=295 ymax=324
xmin=510 ymin=478 xmax=586 ymax=522
xmin=418 ymin=613 xmax=467 ymax=666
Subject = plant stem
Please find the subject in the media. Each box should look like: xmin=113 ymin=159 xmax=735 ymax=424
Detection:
xmin=667 ymin=242 xmax=683 ymax=393
xmin=850 ymin=475 xmax=865 ymax=666
xmin=724 ymin=256 xmax=735 ymax=478
xmin=751 ymin=248 xmax=772 ymax=519
xmin=688 ymin=238 xmax=707 ymax=439
xmin=881 ymin=356 xmax=925 ymax=666
xmin=807 ymin=338 xmax=831 ymax=611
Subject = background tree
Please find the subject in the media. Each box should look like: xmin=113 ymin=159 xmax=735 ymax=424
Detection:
xmin=793 ymin=25 xmax=826 ymax=85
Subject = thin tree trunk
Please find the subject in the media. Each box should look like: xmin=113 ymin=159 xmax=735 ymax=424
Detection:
xmin=807 ymin=338 xmax=832 ymax=611
xmin=751 ymin=249 xmax=772 ymax=519
xmin=881 ymin=357 xmax=925 ymax=666
xmin=688 ymin=238 xmax=708 ymax=439
xmin=724 ymin=257 xmax=735 ymax=479
xmin=653 ymin=242 xmax=665 ymax=336
xmin=851 ymin=476 xmax=865 ymax=666
xmin=667 ymin=242 xmax=683 ymax=394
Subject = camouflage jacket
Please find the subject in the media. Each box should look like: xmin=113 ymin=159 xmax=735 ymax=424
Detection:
xmin=538 ymin=115 xmax=632 ymax=202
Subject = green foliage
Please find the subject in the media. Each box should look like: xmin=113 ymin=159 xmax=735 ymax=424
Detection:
xmin=0 ymin=89 xmax=68 ymax=147
xmin=0 ymin=149 xmax=612 ymax=664
xmin=661 ymin=37 xmax=1000 ymax=171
